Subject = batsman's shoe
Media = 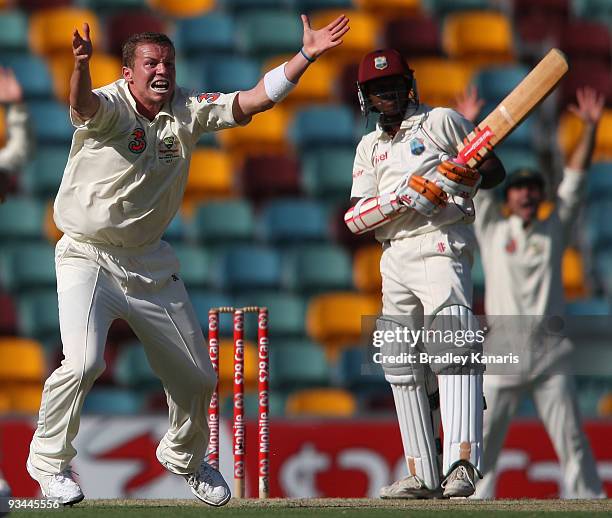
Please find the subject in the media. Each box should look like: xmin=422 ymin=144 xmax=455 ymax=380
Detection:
xmin=184 ymin=462 xmax=231 ymax=507
xmin=380 ymin=475 xmax=444 ymax=499
xmin=441 ymin=462 xmax=476 ymax=498
xmin=26 ymin=459 xmax=84 ymax=505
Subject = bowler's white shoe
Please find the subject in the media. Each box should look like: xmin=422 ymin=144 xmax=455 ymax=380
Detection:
xmin=184 ymin=462 xmax=231 ymax=507
xmin=380 ymin=475 xmax=444 ymax=499
xmin=26 ymin=459 xmax=84 ymax=505
xmin=442 ymin=462 xmax=476 ymax=498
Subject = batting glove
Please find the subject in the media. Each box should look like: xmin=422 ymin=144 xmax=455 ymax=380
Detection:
xmin=395 ymin=174 xmax=448 ymax=218
xmin=436 ymin=160 xmax=481 ymax=199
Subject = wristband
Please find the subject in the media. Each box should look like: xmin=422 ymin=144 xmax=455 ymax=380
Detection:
xmin=300 ymin=47 xmax=316 ymax=63
xmin=263 ymin=62 xmax=296 ymax=103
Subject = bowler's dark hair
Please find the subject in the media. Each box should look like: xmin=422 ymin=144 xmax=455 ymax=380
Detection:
xmin=122 ymin=32 xmax=175 ymax=68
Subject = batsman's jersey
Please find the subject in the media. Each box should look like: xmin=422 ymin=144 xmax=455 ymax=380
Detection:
xmin=474 ymin=168 xmax=585 ymax=316
xmin=350 ymin=104 xmax=475 ymax=241
xmin=54 ymin=80 xmax=241 ymax=248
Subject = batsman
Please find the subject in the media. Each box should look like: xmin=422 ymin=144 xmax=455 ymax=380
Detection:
xmin=345 ymin=49 xmax=505 ymax=498
xmin=26 ymin=17 xmax=349 ymax=505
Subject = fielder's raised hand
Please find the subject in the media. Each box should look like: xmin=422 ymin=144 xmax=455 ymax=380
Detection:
xmin=395 ymin=174 xmax=448 ymax=217
xmin=0 ymin=67 xmax=23 ymax=104
xmin=436 ymin=160 xmax=482 ymax=199
xmin=73 ymin=23 xmax=93 ymax=66
xmin=301 ymin=14 xmax=349 ymax=60
xmin=455 ymin=85 xmax=484 ymax=124
xmin=569 ymin=86 xmax=605 ymax=127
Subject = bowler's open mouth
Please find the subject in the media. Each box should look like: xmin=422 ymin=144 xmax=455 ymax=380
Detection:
xmin=151 ymin=80 xmax=170 ymax=93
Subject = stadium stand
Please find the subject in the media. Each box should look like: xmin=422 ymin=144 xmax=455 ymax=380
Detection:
xmin=284 ymin=243 xmax=354 ymax=293
xmin=383 ymin=15 xmax=443 ymax=58
xmin=301 ymin=147 xmax=355 ymax=202
xmin=236 ymin=12 xmax=304 ymax=59
xmin=192 ymin=199 xmax=255 ymax=245
xmin=236 ymin=292 xmax=307 ymax=338
xmin=409 ymin=58 xmax=473 ymax=107
xmin=442 ymin=11 xmax=515 ymax=67
xmin=286 ymin=387 xmax=357 ymax=416
xmin=106 ymin=10 xmax=167 ymax=57
xmin=184 ymin=148 xmax=235 ymax=208
xmin=0 ymin=54 xmax=53 ymax=100
xmin=258 ymin=198 xmax=329 ymax=245
xmin=270 ymin=340 xmax=330 ymax=390
xmin=147 ymin=0 xmax=214 ymax=18
xmin=216 ymin=245 xmax=283 ymax=292
xmin=174 ymin=12 xmax=236 ymax=56
xmin=0 ymin=198 xmax=45 ymax=241
xmin=29 ymin=7 xmax=100 ymax=57
xmin=239 ymin=154 xmax=302 ymax=203
xmin=0 ymin=10 xmax=29 ymax=51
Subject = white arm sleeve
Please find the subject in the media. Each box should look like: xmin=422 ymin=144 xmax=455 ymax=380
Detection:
xmin=0 ymin=104 xmax=32 ymax=173
xmin=556 ymin=167 xmax=586 ymax=242
xmin=473 ymin=188 xmax=502 ymax=241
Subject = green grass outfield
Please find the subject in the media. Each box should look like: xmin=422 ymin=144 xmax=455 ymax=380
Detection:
xmin=8 ymin=498 xmax=612 ymax=517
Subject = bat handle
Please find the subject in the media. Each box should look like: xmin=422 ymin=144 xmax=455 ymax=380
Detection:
xmin=451 ymin=154 xmax=467 ymax=166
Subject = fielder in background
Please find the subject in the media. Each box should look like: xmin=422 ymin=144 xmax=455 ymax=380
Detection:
xmin=456 ymin=85 xmax=606 ymax=498
xmin=0 ymin=66 xmax=32 ymax=203
xmin=26 ymin=16 xmax=349 ymax=506
xmin=345 ymin=49 xmax=505 ymax=498
xmin=0 ymin=65 xmax=32 ymax=500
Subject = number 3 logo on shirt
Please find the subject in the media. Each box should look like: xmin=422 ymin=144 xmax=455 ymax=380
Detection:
xmin=128 ymin=128 xmax=146 ymax=154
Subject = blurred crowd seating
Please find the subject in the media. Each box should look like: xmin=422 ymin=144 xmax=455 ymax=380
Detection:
xmin=1 ymin=0 xmax=612 ymax=419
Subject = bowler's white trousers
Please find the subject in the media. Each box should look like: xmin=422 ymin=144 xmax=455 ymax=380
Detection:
xmin=28 ymin=235 xmax=216 ymax=477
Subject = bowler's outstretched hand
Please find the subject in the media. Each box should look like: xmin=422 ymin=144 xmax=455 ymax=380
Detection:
xmin=301 ymin=14 xmax=349 ymax=60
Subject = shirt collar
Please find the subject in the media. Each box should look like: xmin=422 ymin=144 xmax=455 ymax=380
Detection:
xmin=118 ymin=79 xmax=173 ymax=120
xmin=375 ymin=103 xmax=431 ymax=139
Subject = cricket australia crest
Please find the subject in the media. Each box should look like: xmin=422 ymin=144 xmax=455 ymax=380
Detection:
xmin=158 ymin=134 xmax=181 ymax=164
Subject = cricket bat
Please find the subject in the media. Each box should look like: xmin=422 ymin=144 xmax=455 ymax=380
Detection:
xmin=455 ymin=48 xmax=569 ymax=168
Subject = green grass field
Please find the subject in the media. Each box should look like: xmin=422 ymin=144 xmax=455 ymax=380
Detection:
xmin=8 ymin=498 xmax=612 ymax=517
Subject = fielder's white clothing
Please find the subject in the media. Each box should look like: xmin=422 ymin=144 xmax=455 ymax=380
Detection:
xmin=29 ymin=81 xmax=243 ymax=478
xmin=473 ymin=169 xmax=604 ymax=498
xmin=352 ymin=105 xmax=484 ymax=484
xmin=0 ymin=103 xmax=32 ymax=172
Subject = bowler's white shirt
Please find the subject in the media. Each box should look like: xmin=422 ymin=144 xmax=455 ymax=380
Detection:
xmin=54 ymin=80 xmax=241 ymax=248
xmin=350 ymin=104 xmax=475 ymax=241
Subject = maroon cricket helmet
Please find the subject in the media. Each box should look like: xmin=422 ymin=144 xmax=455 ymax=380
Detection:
xmin=356 ymin=49 xmax=418 ymax=122
xmin=358 ymin=49 xmax=413 ymax=85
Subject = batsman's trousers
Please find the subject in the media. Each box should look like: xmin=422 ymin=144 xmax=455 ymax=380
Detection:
xmin=28 ymin=235 xmax=216 ymax=477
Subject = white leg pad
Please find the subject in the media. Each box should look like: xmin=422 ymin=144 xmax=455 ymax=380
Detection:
xmin=389 ymin=370 xmax=441 ymax=490
xmin=439 ymin=373 xmax=483 ymax=475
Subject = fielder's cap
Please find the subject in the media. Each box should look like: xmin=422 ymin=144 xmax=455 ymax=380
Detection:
xmin=358 ymin=48 xmax=411 ymax=84
xmin=504 ymin=168 xmax=545 ymax=195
